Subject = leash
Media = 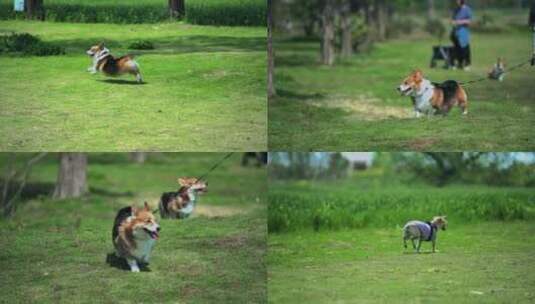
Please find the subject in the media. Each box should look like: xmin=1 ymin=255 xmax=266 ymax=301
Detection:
xmin=459 ymin=58 xmax=531 ymax=86
xmin=151 ymin=152 xmax=234 ymax=214
xmin=194 ymin=152 xmax=234 ymax=183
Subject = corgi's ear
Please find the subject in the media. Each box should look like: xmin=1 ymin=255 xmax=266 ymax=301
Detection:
xmin=131 ymin=206 xmax=138 ymax=215
xmin=98 ymin=42 xmax=104 ymax=48
xmin=178 ymin=178 xmax=187 ymax=186
xmin=144 ymin=201 xmax=150 ymax=211
xmin=413 ymin=69 xmax=423 ymax=81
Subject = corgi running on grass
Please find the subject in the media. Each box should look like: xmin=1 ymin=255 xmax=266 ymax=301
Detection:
xmin=86 ymin=43 xmax=143 ymax=83
xmin=112 ymin=202 xmax=160 ymax=272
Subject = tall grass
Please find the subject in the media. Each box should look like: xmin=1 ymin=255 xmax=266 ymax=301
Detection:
xmin=268 ymin=181 xmax=535 ymax=233
xmin=0 ymin=0 xmax=266 ymax=26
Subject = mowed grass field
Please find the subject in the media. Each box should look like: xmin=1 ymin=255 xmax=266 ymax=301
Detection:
xmin=0 ymin=21 xmax=266 ymax=151
xmin=267 ymin=180 xmax=535 ymax=303
xmin=269 ymin=29 xmax=534 ymax=151
xmin=0 ymin=153 xmax=267 ymax=303
xmin=269 ymin=223 xmax=535 ymax=303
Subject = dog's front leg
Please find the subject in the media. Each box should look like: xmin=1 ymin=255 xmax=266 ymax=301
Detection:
xmin=416 ymin=239 xmax=422 ymax=253
xmin=432 ymin=239 xmax=436 ymax=253
xmin=414 ymin=110 xmax=421 ymax=118
xmin=127 ymin=258 xmax=140 ymax=272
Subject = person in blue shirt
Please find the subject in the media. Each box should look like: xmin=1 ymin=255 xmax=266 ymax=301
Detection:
xmin=450 ymin=0 xmax=473 ymax=71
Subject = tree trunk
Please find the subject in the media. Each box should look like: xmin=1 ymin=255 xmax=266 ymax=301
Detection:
xmin=26 ymin=0 xmax=45 ymax=20
xmin=340 ymin=3 xmax=353 ymax=59
xmin=320 ymin=0 xmax=336 ymax=66
xmin=375 ymin=0 xmax=387 ymax=41
xmin=129 ymin=152 xmax=147 ymax=164
xmin=53 ymin=153 xmax=87 ymax=199
xmin=267 ymin=0 xmax=276 ymax=99
xmin=427 ymin=0 xmax=435 ymax=19
xmin=169 ymin=0 xmax=185 ymax=18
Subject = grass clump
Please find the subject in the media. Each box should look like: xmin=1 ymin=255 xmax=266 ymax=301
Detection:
xmin=0 ymin=32 xmax=65 ymax=56
xmin=128 ymin=39 xmax=155 ymax=50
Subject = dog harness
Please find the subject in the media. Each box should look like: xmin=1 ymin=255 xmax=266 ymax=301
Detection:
xmin=177 ymin=187 xmax=198 ymax=219
xmin=414 ymin=221 xmax=436 ymax=241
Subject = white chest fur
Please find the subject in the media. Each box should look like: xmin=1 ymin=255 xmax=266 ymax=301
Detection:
xmin=131 ymin=237 xmax=156 ymax=263
xmin=412 ymin=79 xmax=435 ymax=115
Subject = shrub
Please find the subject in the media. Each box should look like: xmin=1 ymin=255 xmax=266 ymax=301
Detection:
xmin=386 ymin=17 xmax=417 ymax=39
xmin=425 ymin=18 xmax=446 ymax=42
xmin=186 ymin=0 xmax=266 ymax=26
xmin=0 ymin=32 xmax=65 ymax=56
xmin=128 ymin=40 xmax=155 ymax=50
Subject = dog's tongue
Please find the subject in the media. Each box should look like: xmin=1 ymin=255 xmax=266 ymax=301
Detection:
xmin=152 ymin=231 xmax=159 ymax=240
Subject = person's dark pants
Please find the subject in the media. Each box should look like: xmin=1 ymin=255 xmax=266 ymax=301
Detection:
xmin=450 ymin=31 xmax=471 ymax=68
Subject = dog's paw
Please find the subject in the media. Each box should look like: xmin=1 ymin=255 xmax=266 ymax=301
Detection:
xmin=131 ymin=267 xmax=140 ymax=273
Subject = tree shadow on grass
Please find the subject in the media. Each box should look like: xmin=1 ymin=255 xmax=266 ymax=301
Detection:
xmin=402 ymin=251 xmax=437 ymax=255
xmin=57 ymin=35 xmax=266 ymax=56
xmin=276 ymin=89 xmax=325 ymax=101
xmin=97 ymin=79 xmax=146 ymax=85
xmin=0 ymin=180 xmax=54 ymax=202
xmin=89 ymin=187 xmax=134 ymax=198
xmin=105 ymin=252 xmax=152 ymax=272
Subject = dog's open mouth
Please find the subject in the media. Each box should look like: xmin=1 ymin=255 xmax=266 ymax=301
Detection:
xmin=144 ymin=228 xmax=159 ymax=240
xmin=400 ymin=87 xmax=412 ymax=95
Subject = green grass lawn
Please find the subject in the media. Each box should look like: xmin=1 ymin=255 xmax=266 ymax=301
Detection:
xmin=269 ymin=30 xmax=534 ymax=151
xmin=0 ymin=153 xmax=267 ymax=303
xmin=0 ymin=21 xmax=266 ymax=151
xmin=268 ymin=222 xmax=535 ymax=303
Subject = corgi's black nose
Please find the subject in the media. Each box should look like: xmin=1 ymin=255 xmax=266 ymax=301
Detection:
xmin=157 ymin=227 xmax=161 ymax=232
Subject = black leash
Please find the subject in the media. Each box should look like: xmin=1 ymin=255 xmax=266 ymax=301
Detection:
xmin=194 ymin=152 xmax=234 ymax=183
xmin=151 ymin=153 xmax=234 ymax=214
xmin=459 ymin=58 xmax=531 ymax=86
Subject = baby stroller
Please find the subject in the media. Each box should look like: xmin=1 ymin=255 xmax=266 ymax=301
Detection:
xmin=430 ymin=45 xmax=455 ymax=69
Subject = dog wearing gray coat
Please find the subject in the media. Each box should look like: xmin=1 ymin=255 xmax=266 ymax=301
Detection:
xmin=402 ymin=216 xmax=447 ymax=253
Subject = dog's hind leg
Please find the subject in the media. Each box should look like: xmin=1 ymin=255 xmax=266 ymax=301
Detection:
xmin=416 ymin=239 xmax=422 ymax=253
xmin=135 ymin=72 xmax=143 ymax=83
xmin=126 ymin=258 xmax=140 ymax=272
xmin=432 ymin=239 xmax=436 ymax=253
xmin=457 ymin=87 xmax=468 ymax=115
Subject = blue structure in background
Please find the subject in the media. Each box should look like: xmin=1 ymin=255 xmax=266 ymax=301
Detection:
xmin=14 ymin=0 xmax=24 ymax=12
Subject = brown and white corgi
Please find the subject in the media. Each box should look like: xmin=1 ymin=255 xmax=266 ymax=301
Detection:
xmin=397 ymin=70 xmax=468 ymax=117
xmin=112 ymin=202 xmax=160 ymax=272
xmin=86 ymin=43 xmax=143 ymax=83
xmin=158 ymin=177 xmax=208 ymax=219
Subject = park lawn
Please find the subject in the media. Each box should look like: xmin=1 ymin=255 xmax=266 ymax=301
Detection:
xmin=0 ymin=21 xmax=266 ymax=151
xmin=269 ymin=30 xmax=534 ymax=151
xmin=0 ymin=153 xmax=267 ymax=303
xmin=268 ymin=222 xmax=535 ymax=303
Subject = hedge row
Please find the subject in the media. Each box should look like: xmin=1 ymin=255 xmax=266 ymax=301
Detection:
xmin=0 ymin=1 xmax=266 ymax=26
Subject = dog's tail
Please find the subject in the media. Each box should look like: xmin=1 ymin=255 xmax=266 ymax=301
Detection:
xmin=112 ymin=206 xmax=133 ymax=242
